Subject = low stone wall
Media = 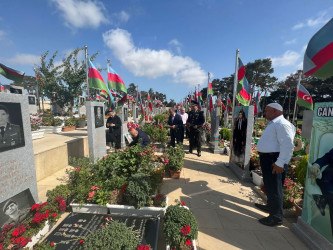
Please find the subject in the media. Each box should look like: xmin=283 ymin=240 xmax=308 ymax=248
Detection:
xmin=34 ymin=137 xmax=89 ymax=181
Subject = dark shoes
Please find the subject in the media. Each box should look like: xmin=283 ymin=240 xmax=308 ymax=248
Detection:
xmin=255 ymin=203 xmax=270 ymax=212
xmin=259 ymin=216 xmax=282 ymax=227
xmin=313 ymin=194 xmax=327 ymax=216
xmin=198 ymin=152 xmax=201 ymax=157
xmin=189 ymin=149 xmax=193 ymax=154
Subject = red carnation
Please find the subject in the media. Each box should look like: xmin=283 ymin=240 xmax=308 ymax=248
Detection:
xmin=181 ymin=225 xmax=191 ymax=236
xmin=76 ymin=167 xmax=81 ymax=172
xmin=181 ymin=201 xmax=186 ymax=206
xmin=164 ymin=159 xmax=169 ymax=164
xmin=50 ymin=242 xmax=55 ymax=247
xmin=186 ymin=239 xmax=192 ymax=247
xmin=79 ymin=239 xmax=84 ymax=245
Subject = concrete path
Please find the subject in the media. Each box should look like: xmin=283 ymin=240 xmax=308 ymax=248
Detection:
xmin=161 ymin=143 xmax=309 ymax=250
xmin=36 ymin=138 xmax=308 ymax=249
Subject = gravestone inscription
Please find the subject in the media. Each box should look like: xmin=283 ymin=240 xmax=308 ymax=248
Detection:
xmin=45 ymin=212 xmax=160 ymax=250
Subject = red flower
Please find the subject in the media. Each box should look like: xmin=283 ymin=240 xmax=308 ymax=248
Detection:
xmin=52 ymin=213 xmax=57 ymax=217
xmin=164 ymin=159 xmax=169 ymax=163
xmin=12 ymin=225 xmax=26 ymax=237
xmin=91 ymin=186 xmax=100 ymax=191
xmin=31 ymin=203 xmax=41 ymax=211
xmin=87 ymin=191 xmax=95 ymax=201
xmin=186 ymin=239 xmax=192 ymax=246
xmin=0 ymin=242 xmax=3 ymax=250
xmin=45 ymin=209 xmax=50 ymax=213
xmin=50 ymin=242 xmax=55 ymax=247
xmin=76 ymin=167 xmax=81 ymax=172
xmin=181 ymin=225 xmax=191 ymax=236
xmin=121 ymin=184 xmax=127 ymax=190
xmin=79 ymin=239 xmax=84 ymax=245
xmin=181 ymin=201 xmax=186 ymax=206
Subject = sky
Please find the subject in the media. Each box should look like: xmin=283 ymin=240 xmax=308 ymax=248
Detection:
xmin=0 ymin=0 xmax=332 ymax=102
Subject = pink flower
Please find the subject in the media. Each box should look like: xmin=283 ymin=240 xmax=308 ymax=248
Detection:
xmin=91 ymin=186 xmax=100 ymax=190
xmin=50 ymin=242 xmax=55 ymax=247
xmin=79 ymin=240 xmax=84 ymax=245
xmin=75 ymin=167 xmax=81 ymax=172
xmin=164 ymin=159 xmax=169 ymax=164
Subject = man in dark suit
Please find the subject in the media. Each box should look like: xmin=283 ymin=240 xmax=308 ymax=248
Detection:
xmin=310 ymin=148 xmax=333 ymax=236
xmin=187 ymin=101 xmax=205 ymax=157
xmin=128 ymin=128 xmax=150 ymax=148
xmin=0 ymin=105 xmax=24 ymax=152
xmin=167 ymin=108 xmax=183 ymax=147
xmin=106 ymin=110 xmax=122 ymax=149
xmin=232 ymin=109 xmax=247 ymax=160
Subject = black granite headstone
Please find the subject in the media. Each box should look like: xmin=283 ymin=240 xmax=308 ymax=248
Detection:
xmin=44 ymin=212 xmax=159 ymax=249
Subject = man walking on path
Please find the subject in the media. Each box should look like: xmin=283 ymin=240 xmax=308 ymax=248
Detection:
xmin=179 ymin=107 xmax=188 ymax=143
xmin=167 ymin=108 xmax=183 ymax=147
xmin=256 ymin=103 xmax=295 ymax=226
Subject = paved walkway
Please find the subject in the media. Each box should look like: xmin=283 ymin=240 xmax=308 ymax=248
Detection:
xmin=36 ymin=139 xmax=308 ymax=250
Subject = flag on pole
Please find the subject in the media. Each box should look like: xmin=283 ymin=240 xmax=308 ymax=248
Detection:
xmin=209 ymin=95 xmax=213 ymax=113
xmin=227 ymin=95 xmax=232 ymax=114
xmin=194 ymin=89 xmax=198 ymax=102
xmin=118 ymin=94 xmax=128 ymax=107
xmin=107 ymin=65 xmax=127 ymax=93
xmin=0 ymin=84 xmax=4 ymax=92
xmin=88 ymin=60 xmax=109 ymax=93
xmin=137 ymin=90 xmax=145 ymax=115
xmin=297 ymin=83 xmax=314 ymax=110
xmin=236 ymin=58 xmax=252 ymax=106
xmin=198 ymin=91 xmax=203 ymax=110
xmin=0 ymin=63 xmax=25 ymax=83
xmin=303 ymin=18 xmax=333 ymax=80
xmin=148 ymin=93 xmax=153 ymax=111
xmin=208 ymin=82 xmax=213 ymax=96
xmin=254 ymin=91 xmax=262 ymax=115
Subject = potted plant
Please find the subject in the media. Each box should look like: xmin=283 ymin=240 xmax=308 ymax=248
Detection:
xmin=62 ymin=118 xmax=77 ymax=132
xmin=292 ymin=199 xmax=303 ymax=217
xmin=40 ymin=115 xmax=63 ymax=134
xmin=283 ymin=177 xmax=303 ymax=209
xmin=76 ymin=115 xmax=87 ymax=128
xmin=165 ymin=144 xmax=185 ymax=179
xmin=163 ymin=203 xmax=198 ymax=250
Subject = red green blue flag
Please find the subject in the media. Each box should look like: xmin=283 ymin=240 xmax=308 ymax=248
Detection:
xmin=88 ymin=60 xmax=108 ymax=93
xmin=227 ymin=95 xmax=232 ymax=114
xmin=208 ymin=82 xmax=213 ymax=96
xmin=148 ymin=93 xmax=153 ymax=111
xmin=236 ymin=58 xmax=252 ymax=106
xmin=254 ymin=91 xmax=262 ymax=115
xmin=297 ymin=83 xmax=313 ymax=110
xmin=107 ymin=65 xmax=127 ymax=93
xmin=198 ymin=91 xmax=203 ymax=110
xmin=118 ymin=94 xmax=128 ymax=107
xmin=303 ymin=18 xmax=333 ymax=80
xmin=0 ymin=84 xmax=4 ymax=92
xmin=0 ymin=63 xmax=25 ymax=83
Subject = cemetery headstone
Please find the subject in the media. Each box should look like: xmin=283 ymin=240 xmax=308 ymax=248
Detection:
xmin=86 ymin=102 xmax=106 ymax=163
xmin=44 ymin=212 xmax=160 ymax=250
xmin=27 ymin=95 xmax=37 ymax=114
xmin=210 ymin=107 xmax=223 ymax=153
xmin=302 ymin=110 xmax=314 ymax=141
xmin=0 ymin=94 xmax=39 ymax=225
xmin=121 ymin=105 xmax=129 ymax=148
xmin=223 ymin=111 xmax=229 ymax=128
xmin=133 ymin=105 xmax=139 ymax=123
xmin=202 ymin=108 xmax=207 ymax=121
xmin=293 ymin=102 xmax=333 ymax=248
xmin=229 ymin=106 xmax=254 ymax=181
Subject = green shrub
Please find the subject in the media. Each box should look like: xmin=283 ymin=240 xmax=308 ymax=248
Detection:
xmin=163 ymin=205 xmax=198 ymax=248
xmin=125 ymin=173 xmax=152 ymax=208
xmin=165 ymin=144 xmax=185 ymax=171
xmin=69 ymin=157 xmax=92 ymax=168
xmin=295 ymin=154 xmax=308 ymax=187
xmin=153 ymin=114 xmax=166 ymax=124
xmin=219 ymin=127 xmax=231 ymax=141
xmin=83 ymin=220 xmax=139 ymax=250
xmin=46 ymin=184 xmax=71 ymax=205
xmin=64 ymin=117 xmax=77 ymax=127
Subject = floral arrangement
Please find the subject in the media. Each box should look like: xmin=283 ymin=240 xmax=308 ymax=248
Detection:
xmin=30 ymin=114 xmax=43 ymax=131
xmin=163 ymin=202 xmax=198 ymax=250
xmin=283 ymin=177 xmax=303 ymax=208
xmin=142 ymin=124 xmax=168 ymax=144
xmin=0 ymin=197 xmax=65 ymax=250
xmin=127 ymin=122 xmax=140 ymax=130
xmin=250 ymin=144 xmax=260 ymax=170
xmin=164 ymin=144 xmax=185 ymax=172
xmin=202 ymin=122 xmax=211 ymax=133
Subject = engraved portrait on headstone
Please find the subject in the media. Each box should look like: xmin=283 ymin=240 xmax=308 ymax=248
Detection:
xmin=123 ymin=107 xmax=128 ymax=122
xmin=94 ymin=106 xmax=104 ymax=128
xmin=9 ymin=87 xmax=23 ymax=94
xmin=28 ymin=96 xmax=36 ymax=105
xmin=135 ymin=106 xmax=139 ymax=119
xmin=0 ymin=189 xmax=35 ymax=228
xmin=231 ymin=107 xmax=248 ymax=168
xmin=0 ymin=102 xmax=25 ymax=153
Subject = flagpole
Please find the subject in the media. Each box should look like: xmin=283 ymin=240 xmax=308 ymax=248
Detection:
xmin=85 ymin=46 xmax=89 ymax=100
xmin=207 ymin=72 xmax=211 ymax=115
xmin=230 ymin=49 xmax=240 ymax=158
xmin=292 ymin=70 xmax=302 ymax=124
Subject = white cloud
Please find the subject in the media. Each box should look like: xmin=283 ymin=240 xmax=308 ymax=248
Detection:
xmin=0 ymin=30 xmax=5 ymax=40
xmin=169 ymin=39 xmax=182 ymax=54
xmin=117 ymin=11 xmax=130 ymax=23
xmin=292 ymin=10 xmax=331 ymax=30
xmin=270 ymin=50 xmax=301 ymax=67
xmin=52 ymin=0 xmax=108 ymax=29
xmin=103 ymin=29 xmax=206 ymax=86
xmin=6 ymin=53 xmax=40 ymax=65
xmin=284 ymin=39 xmax=296 ymax=45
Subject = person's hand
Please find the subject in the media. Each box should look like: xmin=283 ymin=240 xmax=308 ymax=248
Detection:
xmin=172 ymin=125 xmax=176 ymax=129
xmin=272 ymin=163 xmax=284 ymax=174
xmin=194 ymin=125 xmax=198 ymax=129
xmin=111 ymin=123 xmax=115 ymax=127
xmin=309 ymin=163 xmax=322 ymax=179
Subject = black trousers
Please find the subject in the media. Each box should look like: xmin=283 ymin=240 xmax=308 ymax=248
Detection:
xmin=108 ymin=133 xmax=121 ymax=149
xmin=189 ymin=127 xmax=201 ymax=152
xmin=179 ymin=125 xmax=185 ymax=143
xmin=170 ymin=128 xmax=180 ymax=147
xmin=260 ymin=152 xmax=287 ymax=221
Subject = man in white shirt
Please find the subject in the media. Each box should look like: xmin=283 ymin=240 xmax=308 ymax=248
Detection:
xmin=256 ymin=103 xmax=295 ymax=226
xmin=179 ymin=108 xmax=188 ymax=143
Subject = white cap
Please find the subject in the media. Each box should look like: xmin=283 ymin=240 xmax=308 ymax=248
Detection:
xmin=267 ymin=103 xmax=283 ymax=112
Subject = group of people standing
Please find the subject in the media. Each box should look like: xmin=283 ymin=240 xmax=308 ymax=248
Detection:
xmin=167 ymin=101 xmax=205 ymax=157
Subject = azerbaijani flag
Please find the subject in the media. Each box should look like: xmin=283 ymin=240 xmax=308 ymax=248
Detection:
xmin=118 ymin=94 xmax=128 ymax=107
xmin=0 ymin=63 xmax=25 ymax=83
xmin=254 ymin=91 xmax=262 ymax=115
xmin=236 ymin=58 xmax=252 ymax=106
xmin=208 ymin=82 xmax=213 ymax=96
xmin=0 ymin=84 xmax=4 ymax=92
xmin=209 ymin=95 xmax=213 ymax=113
xmin=194 ymin=89 xmax=198 ymax=102
xmin=107 ymin=65 xmax=127 ymax=93
xmin=198 ymin=91 xmax=203 ymax=110
xmin=88 ymin=60 xmax=109 ymax=93
xmin=148 ymin=93 xmax=153 ymax=111
xmin=137 ymin=90 xmax=145 ymax=115
xmin=297 ymin=83 xmax=313 ymax=110
xmin=303 ymin=18 xmax=333 ymax=80
xmin=227 ymin=95 xmax=232 ymax=114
